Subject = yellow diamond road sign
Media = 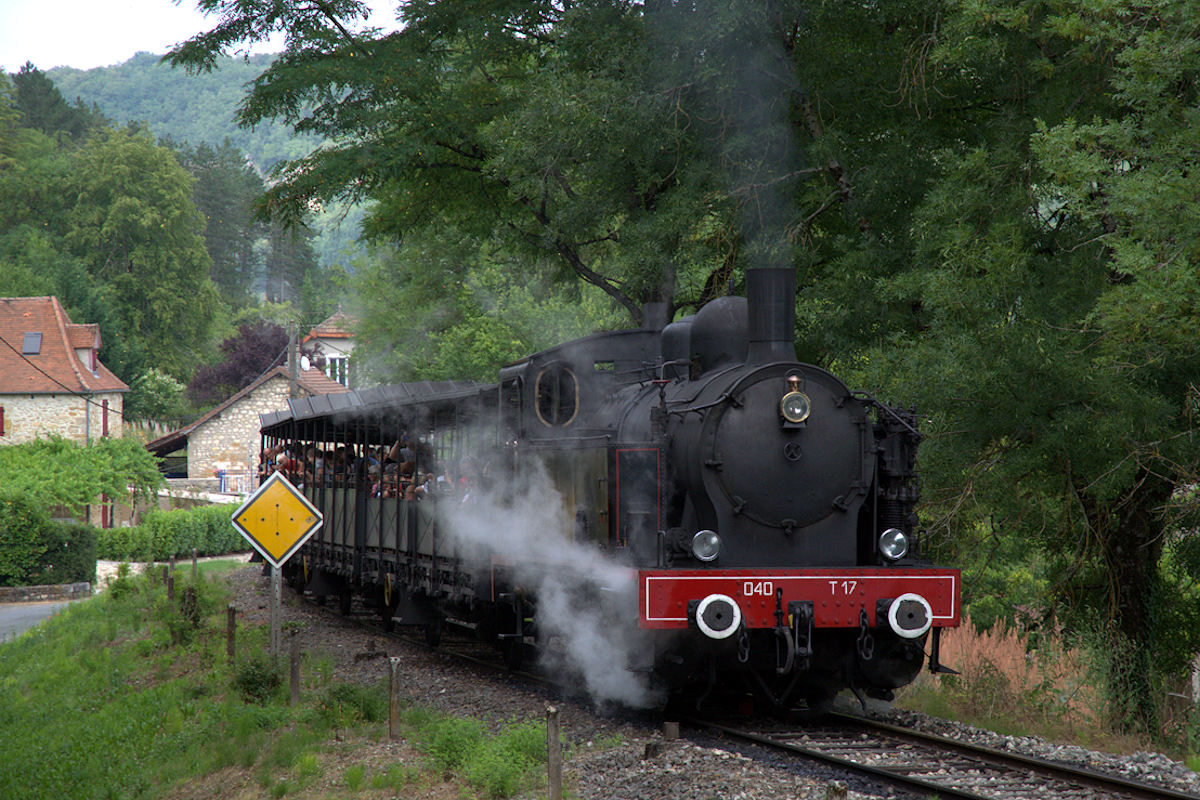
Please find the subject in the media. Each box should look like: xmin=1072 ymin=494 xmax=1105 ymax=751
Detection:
xmin=231 ymin=471 xmax=323 ymax=569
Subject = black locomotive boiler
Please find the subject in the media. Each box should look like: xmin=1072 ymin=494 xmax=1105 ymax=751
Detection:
xmin=259 ymin=267 xmax=959 ymax=711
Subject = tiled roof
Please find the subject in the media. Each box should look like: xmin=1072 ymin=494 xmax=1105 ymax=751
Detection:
xmin=0 ymin=297 xmax=128 ymax=394
xmin=68 ymin=324 xmax=99 ymax=349
xmin=145 ymin=366 xmax=350 ymax=456
xmin=302 ymin=310 xmax=356 ymax=342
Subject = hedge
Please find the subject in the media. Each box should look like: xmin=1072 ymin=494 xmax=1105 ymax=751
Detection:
xmin=97 ymin=505 xmax=248 ymax=562
xmin=29 ymin=523 xmax=97 ymax=585
xmin=0 ymin=494 xmax=98 ymax=586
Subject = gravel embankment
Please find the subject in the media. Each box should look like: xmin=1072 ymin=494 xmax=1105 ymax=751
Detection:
xmin=221 ymin=565 xmax=1200 ymax=799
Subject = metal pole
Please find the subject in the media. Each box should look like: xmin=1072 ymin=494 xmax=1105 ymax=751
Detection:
xmin=289 ymin=323 xmax=299 ymax=400
xmin=270 ymin=566 xmax=281 ymax=658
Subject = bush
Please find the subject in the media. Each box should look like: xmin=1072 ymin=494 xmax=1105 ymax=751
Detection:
xmin=0 ymin=495 xmax=98 ymax=586
xmin=320 ymin=683 xmax=388 ymax=726
xmin=29 ymin=522 xmax=98 ymax=585
xmin=0 ymin=493 xmax=52 ymax=586
xmin=419 ymin=717 xmax=485 ymax=771
xmin=97 ymin=504 xmax=247 ymax=561
xmin=234 ymin=652 xmax=282 ymax=704
xmin=463 ymin=720 xmax=546 ymax=798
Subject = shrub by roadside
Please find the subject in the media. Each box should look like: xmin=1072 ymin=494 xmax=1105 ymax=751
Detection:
xmin=98 ymin=504 xmax=245 ymax=561
xmin=0 ymin=493 xmax=97 ymax=586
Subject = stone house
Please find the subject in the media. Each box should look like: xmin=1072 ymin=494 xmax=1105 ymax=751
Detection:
xmin=0 ymin=296 xmax=128 ymax=445
xmin=146 ymin=366 xmax=349 ymax=487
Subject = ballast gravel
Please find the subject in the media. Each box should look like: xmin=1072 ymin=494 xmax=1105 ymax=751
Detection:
xmin=222 ymin=565 xmax=1200 ymax=799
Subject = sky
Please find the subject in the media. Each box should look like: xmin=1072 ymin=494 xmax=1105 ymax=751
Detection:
xmin=0 ymin=0 xmax=399 ymax=73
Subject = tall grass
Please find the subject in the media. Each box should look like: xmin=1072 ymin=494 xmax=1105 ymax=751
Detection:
xmin=897 ymin=612 xmax=1160 ymax=753
xmin=0 ymin=564 xmax=554 ymax=799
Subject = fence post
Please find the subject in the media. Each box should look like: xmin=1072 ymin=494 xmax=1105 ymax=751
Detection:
xmin=547 ymin=705 xmax=562 ymax=800
xmin=226 ymin=604 xmax=237 ymax=663
xmin=389 ymin=657 xmax=403 ymax=740
xmin=289 ymin=629 xmax=301 ymax=705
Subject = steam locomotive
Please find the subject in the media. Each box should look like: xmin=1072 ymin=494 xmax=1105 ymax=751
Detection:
xmin=258 ymin=268 xmax=959 ymax=712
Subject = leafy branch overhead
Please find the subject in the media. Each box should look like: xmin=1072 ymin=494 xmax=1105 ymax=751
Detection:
xmin=169 ymin=1 xmax=859 ymax=323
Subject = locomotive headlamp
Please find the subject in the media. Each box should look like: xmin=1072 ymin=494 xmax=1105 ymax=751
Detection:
xmin=878 ymin=528 xmax=909 ymax=561
xmin=692 ymin=529 xmax=722 ymax=562
xmin=780 ymin=375 xmax=811 ymax=424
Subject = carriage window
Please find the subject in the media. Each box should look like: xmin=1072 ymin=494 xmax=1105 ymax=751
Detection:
xmin=535 ymin=364 xmax=578 ymax=427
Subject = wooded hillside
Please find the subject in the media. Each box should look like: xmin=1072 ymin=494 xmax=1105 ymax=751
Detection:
xmin=47 ymin=52 xmax=303 ymax=172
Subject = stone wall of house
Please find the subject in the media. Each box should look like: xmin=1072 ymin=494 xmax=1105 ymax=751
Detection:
xmin=0 ymin=392 xmax=125 ymax=445
xmin=187 ymin=376 xmax=295 ymax=480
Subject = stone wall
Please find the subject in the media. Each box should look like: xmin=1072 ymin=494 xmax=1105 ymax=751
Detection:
xmin=188 ymin=376 xmax=294 ymax=479
xmin=0 ymin=392 xmax=125 ymax=444
xmin=0 ymin=582 xmax=92 ymax=602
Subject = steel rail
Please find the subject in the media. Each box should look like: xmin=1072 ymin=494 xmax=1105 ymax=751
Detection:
xmin=684 ymin=716 xmax=996 ymax=800
xmin=684 ymin=715 xmax=1199 ymax=800
xmin=830 ymin=712 xmax=1200 ymax=800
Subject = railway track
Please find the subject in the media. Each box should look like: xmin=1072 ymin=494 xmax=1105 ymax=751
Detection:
xmin=686 ymin=713 xmax=1200 ymax=800
xmin=297 ymin=590 xmax=1199 ymax=800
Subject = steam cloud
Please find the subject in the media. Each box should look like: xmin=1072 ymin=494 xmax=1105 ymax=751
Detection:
xmin=441 ymin=460 xmax=664 ymax=709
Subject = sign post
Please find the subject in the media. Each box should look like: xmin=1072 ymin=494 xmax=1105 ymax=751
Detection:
xmin=231 ymin=472 xmax=323 ymax=658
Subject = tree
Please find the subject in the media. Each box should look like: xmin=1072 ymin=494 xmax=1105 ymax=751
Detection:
xmin=11 ymin=62 xmax=105 ymax=142
xmin=781 ymin=0 xmax=1200 ymax=732
xmin=124 ymin=368 xmax=191 ymax=424
xmin=186 ymin=320 xmax=288 ymax=406
xmin=62 ymin=126 xmax=220 ymax=380
xmin=174 ymin=139 xmax=267 ymax=306
xmin=351 ymin=228 xmax=622 ymax=382
xmin=0 ymin=436 xmax=163 ymax=516
xmin=167 ymin=1 xmax=771 ymax=322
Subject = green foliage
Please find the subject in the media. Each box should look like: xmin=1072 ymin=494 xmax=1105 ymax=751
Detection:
xmin=0 ymin=436 xmax=163 ymax=515
xmin=234 ymin=651 xmax=283 ymax=704
xmin=462 ymin=720 xmax=547 ymax=799
xmin=96 ymin=504 xmax=246 ymax=561
xmin=28 ymin=522 xmax=98 ymax=586
xmin=124 ymin=368 xmax=193 ymax=424
xmin=0 ymin=494 xmax=95 ymax=587
xmin=320 ymin=682 xmax=388 ymax=727
xmin=0 ymin=97 xmax=221 ymax=384
xmin=11 ymin=62 xmax=106 ymax=141
xmin=417 ymin=716 xmax=485 ymax=772
xmin=353 ymin=239 xmax=623 ymax=382
xmin=0 ymin=492 xmax=52 ymax=586
xmin=47 ymin=53 xmax=310 ymax=172
xmin=407 ymin=713 xmax=547 ymax=798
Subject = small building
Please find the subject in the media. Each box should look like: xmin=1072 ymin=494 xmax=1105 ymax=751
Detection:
xmin=302 ymin=310 xmax=356 ymax=387
xmin=0 ymin=296 xmax=128 ymax=444
xmin=145 ymin=366 xmax=350 ymax=488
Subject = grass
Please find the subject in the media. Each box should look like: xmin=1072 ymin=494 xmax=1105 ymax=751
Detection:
xmin=895 ymin=612 xmax=1179 ymax=757
xmin=0 ymin=565 xmax=558 ymax=799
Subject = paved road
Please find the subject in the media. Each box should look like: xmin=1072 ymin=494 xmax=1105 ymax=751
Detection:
xmin=0 ymin=600 xmax=74 ymax=642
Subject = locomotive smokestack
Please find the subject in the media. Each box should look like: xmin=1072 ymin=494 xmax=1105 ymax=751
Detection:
xmin=746 ymin=267 xmax=796 ymax=363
